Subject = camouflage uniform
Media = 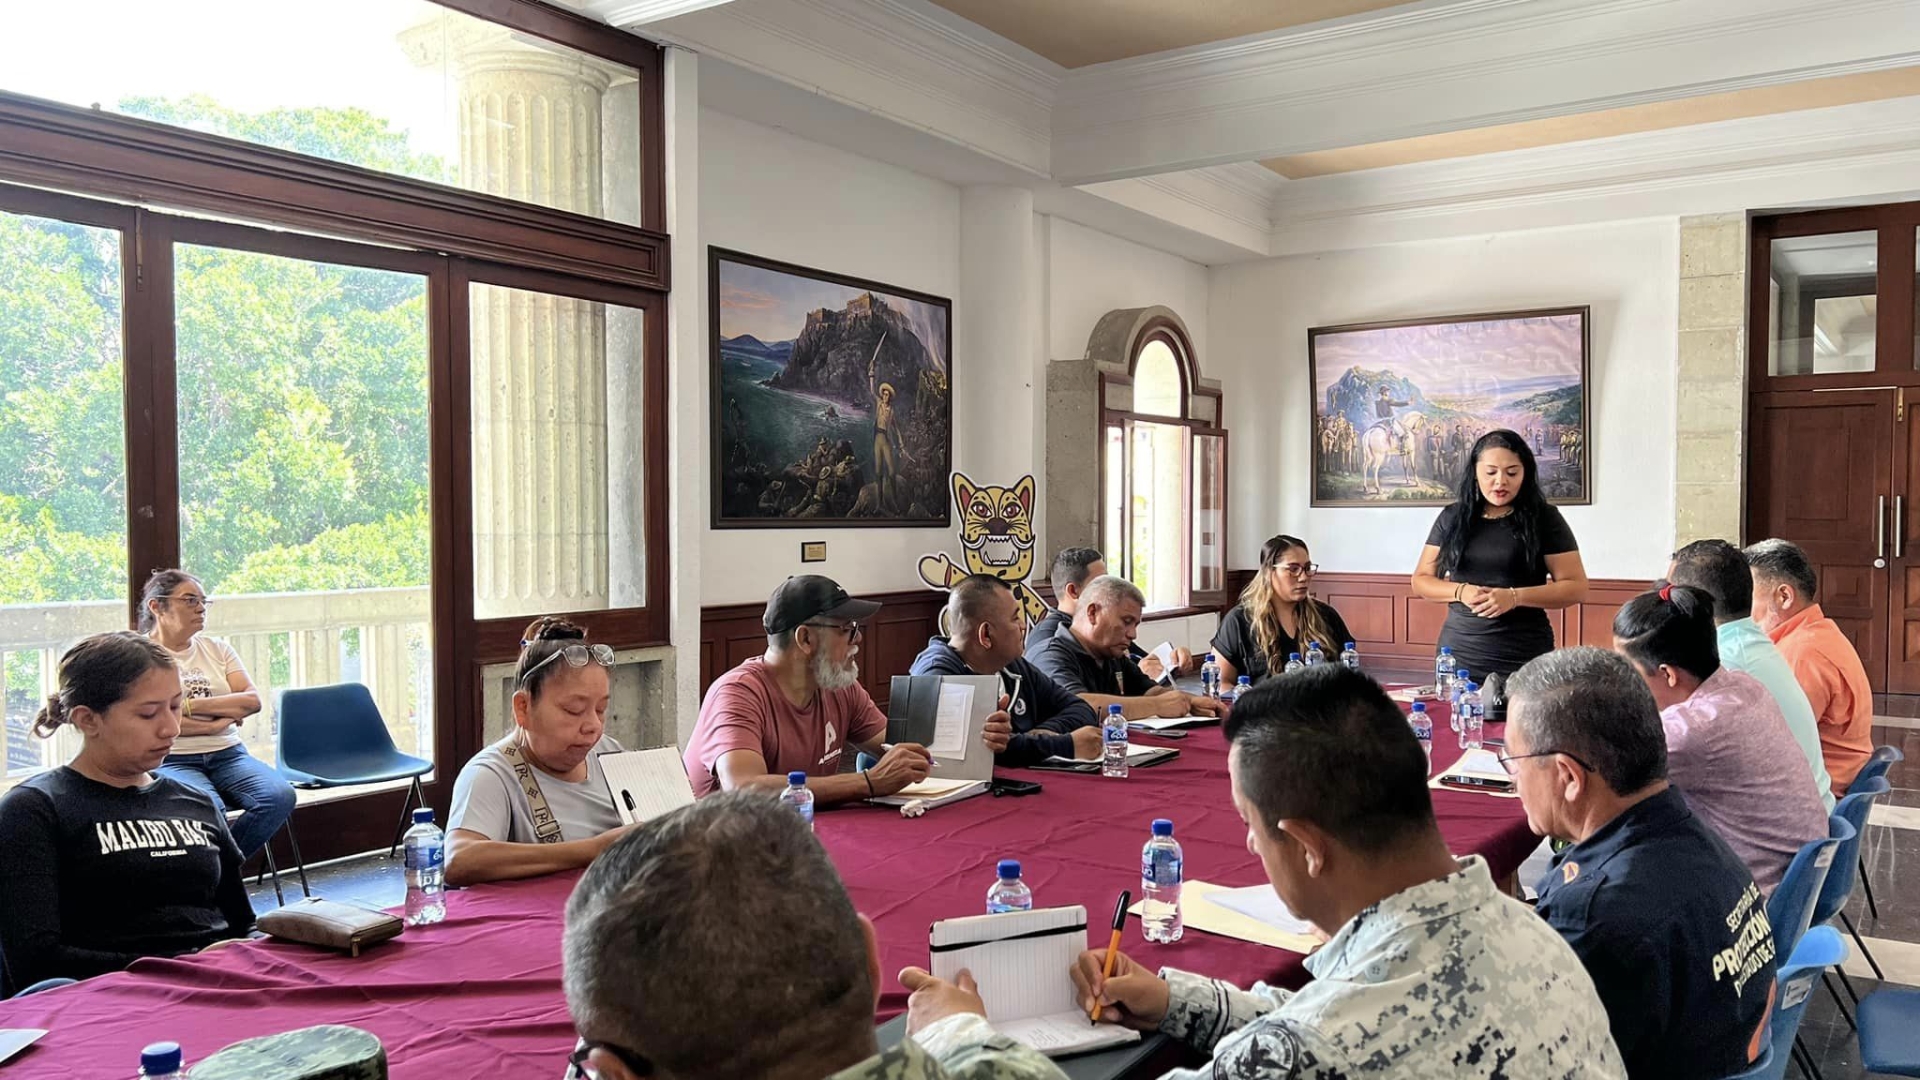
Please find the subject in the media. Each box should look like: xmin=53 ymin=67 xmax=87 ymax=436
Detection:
xmin=832 ymin=1014 xmax=1069 ymax=1080
xmin=1155 ymin=857 xmax=1627 ymax=1080
xmin=190 ymin=1024 xmax=386 ymax=1080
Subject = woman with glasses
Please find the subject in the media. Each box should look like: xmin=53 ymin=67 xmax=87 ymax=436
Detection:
xmin=1612 ymin=583 xmax=1827 ymax=893
xmin=1210 ymin=535 xmax=1354 ymax=685
xmin=140 ymin=569 xmax=295 ymax=860
xmin=1412 ymin=430 xmax=1588 ymax=711
xmin=445 ymin=616 xmax=632 ymax=887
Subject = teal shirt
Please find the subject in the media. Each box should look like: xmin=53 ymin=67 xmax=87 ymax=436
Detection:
xmin=1717 ymin=618 xmax=1835 ymax=810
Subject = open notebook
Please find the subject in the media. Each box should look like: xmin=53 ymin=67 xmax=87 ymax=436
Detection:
xmin=869 ymin=776 xmax=989 ymax=809
xmin=930 ymin=906 xmax=1140 ymax=1058
xmin=1034 ymin=743 xmax=1179 ymax=772
xmin=599 ymin=747 xmax=698 ymax=825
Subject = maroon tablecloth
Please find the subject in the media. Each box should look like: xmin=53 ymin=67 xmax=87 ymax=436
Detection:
xmin=0 ymin=706 xmax=1532 ymax=1077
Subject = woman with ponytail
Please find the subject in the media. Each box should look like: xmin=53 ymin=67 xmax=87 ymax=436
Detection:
xmin=445 ymin=616 xmax=634 ymax=887
xmin=1612 ymin=583 xmax=1825 ymax=893
xmin=0 ymin=633 xmax=254 ymax=994
xmin=1211 ymin=535 xmax=1354 ymax=685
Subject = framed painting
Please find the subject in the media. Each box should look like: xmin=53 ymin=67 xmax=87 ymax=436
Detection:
xmin=1307 ymin=306 xmax=1591 ymax=507
xmin=710 ymin=248 xmax=953 ymax=528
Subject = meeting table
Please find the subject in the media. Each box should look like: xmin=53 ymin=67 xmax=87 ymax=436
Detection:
xmin=0 ymin=700 xmax=1536 ymax=1077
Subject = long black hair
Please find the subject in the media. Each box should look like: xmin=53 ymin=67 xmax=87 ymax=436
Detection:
xmin=1434 ymin=429 xmax=1547 ymax=578
xmin=1612 ymin=582 xmax=1722 ymax=682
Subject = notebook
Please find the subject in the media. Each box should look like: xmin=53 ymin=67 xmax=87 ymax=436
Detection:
xmin=1430 ymin=747 xmax=1519 ymax=797
xmin=868 ymin=775 xmax=990 ymax=809
xmin=929 ymin=906 xmax=1140 ymax=1058
xmin=1126 ymin=715 xmax=1220 ymax=732
xmin=1127 ymin=881 xmax=1321 ymax=953
xmin=887 ymin=674 xmax=1000 ymax=782
xmin=599 ymin=747 xmax=698 ymax=825
xmin=1033 ymin=744 xmax=1179 ymax=772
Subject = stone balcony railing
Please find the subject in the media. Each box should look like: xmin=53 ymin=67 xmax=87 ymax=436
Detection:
xmin=1 ymin=587 xmax=431 ymax=789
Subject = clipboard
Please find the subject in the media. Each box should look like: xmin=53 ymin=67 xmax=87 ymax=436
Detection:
xmin=887 ymin=674 xmax=998 ymax=782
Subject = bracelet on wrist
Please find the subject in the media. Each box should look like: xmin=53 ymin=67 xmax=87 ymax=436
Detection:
xmin=863 ymin=771 xmax=875 ymax=798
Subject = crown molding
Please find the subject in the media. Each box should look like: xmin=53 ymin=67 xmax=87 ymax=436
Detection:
xmin=1265 ymin=95 xmax=1920 ymax=254
xmin=1075 ymin=165 xmax=1276 ymax=256
xmin=598 ymin=0 xmax=738 ymax=23
xmin=1053 ymin=0 xmax=1920 ymax=182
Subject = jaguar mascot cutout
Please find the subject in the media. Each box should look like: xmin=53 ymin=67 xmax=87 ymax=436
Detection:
xmin=917 ymin=472 xmax=1048 ymax=635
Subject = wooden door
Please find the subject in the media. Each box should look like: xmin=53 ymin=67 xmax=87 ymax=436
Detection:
xmin=1891 ymin=400 xmax=1920 ymax=692
xmin=1747 ymin=389 xmax=1893 ymax=687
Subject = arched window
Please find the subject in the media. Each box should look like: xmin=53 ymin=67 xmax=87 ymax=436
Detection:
xmin=1098 ymin=317 xmax=1226 ymax=612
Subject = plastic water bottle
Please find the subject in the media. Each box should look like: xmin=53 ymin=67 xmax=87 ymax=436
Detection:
xmin=780 ymin=771 xmax=816 ymax=829
xmin=1435 ymin=647 xmax=1457 ymax=698
xmin=1141 ymin=819 xmax=1184 ymax=943
xmin=1102 ymin=705 xmax=1129 ymax=778
xmin=1460 ymin=683 xmax=1484 ymax=750
xmin=1340 ymin=641 xmax=1361 ymax=671
xmin=1199 ymin=653 xmax=1221 ymax=699
xmin=1283 ymin=652 xmax=1305 ymax=675
xmin=986 ymin=859 xmax=1035 ymax=913
xmin=402 ymin=807 xmax=445 ymax=926
xmin=1305 ymin=642 xmax=1326 ymax=666
xmin=139 ymin=1042 xmax=189 ymax=1078
xmin=1227 ymin=675 xmax=1252 ymax=705
xmin=1409 ymin=702 xmax=1433 ymax=774
xmin=1450 ymin=667 xmax=1471 ymax=732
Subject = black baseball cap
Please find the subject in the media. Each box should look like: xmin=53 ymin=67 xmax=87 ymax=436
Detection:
xmin=763 ymin=575 xmax=882 ymax=635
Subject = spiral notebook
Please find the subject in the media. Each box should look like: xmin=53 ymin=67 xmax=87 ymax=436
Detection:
xmin=929 ymin=906 xmax=1140 ymax=1057
xmin=599 ymin=747 xmax=698 ymax=825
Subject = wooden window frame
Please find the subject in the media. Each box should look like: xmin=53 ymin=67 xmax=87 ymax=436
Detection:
xmin=1748 ymin=201 xmax=1920 ymax=391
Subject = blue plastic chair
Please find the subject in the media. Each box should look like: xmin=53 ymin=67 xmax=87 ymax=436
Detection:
xmin=1766 ymin=832 xmax=1839 ymax=963
xmin=1859 ymin=986 xmax=1920 ymax=1076
xmin=8 ymin=977 xmax=78 ymax=999
xmin=277 ymin=683 xmax=433 ymax=857
xmin=1852 ymin=745 xmax=1904 ymax=919
xmin=1779 ymin=926 xmax=1851 ymax=1080
xmin=1724 ymin=1044 xmax=1773 ymax=1080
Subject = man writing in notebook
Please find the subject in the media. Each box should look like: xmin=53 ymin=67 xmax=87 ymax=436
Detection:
xmin=564 ymin=792 xmax=1068 ymax=1080
xmin=912 ymin=575 xmax=1101 ymax=766
xmin=1070 ymin=666 xmax=1626 ymax=1079
xmin=684 ymin=575 xmax=1012 ymax=805
xmin=1025 ymin=575 xmax=1219 ymax=722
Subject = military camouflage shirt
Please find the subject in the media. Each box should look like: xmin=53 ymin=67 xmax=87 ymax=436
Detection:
xmin=832 ymin=1014 xmax=1070 ymax=1080
xmin=1155 ymin=856 xmax=1627 ymax=1080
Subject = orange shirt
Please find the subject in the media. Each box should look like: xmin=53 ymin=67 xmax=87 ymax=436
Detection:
xmin=1767 ymin=604 xmax=1875 ymax=792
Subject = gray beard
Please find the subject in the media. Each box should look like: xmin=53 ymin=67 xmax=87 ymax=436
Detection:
xmin=813 ymin=649 xmax=860 ymax=691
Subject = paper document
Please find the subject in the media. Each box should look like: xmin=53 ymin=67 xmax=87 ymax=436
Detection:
xmin=599 ymin=748 xmax=697 ymax=825
xmin=930 ymin=906 xmax=1140 ymax=1058
xmin=1448 ymin=748 xmax=1507 ymax=780
xmin=0 ymin=1029 xmax=46 ymax=1066
xmin=893 ymin=777 xmax=981 ymax=798
xmin=1129 ymin=881 xmax=1322 ymax=953
xmin=1127 ymin=715 xmax=1220 ymax=731
xmin=1043 ymin=743 xmax=1169 ymax=765
xmin=1148 ymin=641 xmax=1177 ymax=673
xmin=1206 ymin=884 xmax=1317 ymax=937
xmin=929 ymin=682 xmax=974 ymax=757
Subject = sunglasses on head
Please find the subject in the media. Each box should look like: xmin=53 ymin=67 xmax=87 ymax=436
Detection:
xmin=519 ymin=642 xmax=616 ymax=685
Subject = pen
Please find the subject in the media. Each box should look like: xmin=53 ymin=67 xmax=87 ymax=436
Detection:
xmin=1091 ymin=889 xmax=1130 ymax=1024
xmin=621 ymin=789 xmax=638 ymax=817
xmin=880 ymin=742 xmax=937 ymax=767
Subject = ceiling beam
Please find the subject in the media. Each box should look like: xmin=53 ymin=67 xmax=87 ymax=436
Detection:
xmin=1052 ymin=0 xmax=1920 ymax=183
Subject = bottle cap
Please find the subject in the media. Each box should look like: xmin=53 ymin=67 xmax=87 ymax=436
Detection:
xmin=1206 ymin=652 xmax=1215 ymax=661
xmin=997 ymin=859 xmax=1021 ymax=879
xmin=1151 ymin=818 xmax=1174 ymax=837
xmin=1440 ymin=647 xmax=1452 ymax=654
xmin=1345 ymin=642 xmax=1356 ymax=649
xmin=1289 ymin=652 xmax=1301 ymax=660
xmin=1237 ymin=676 xmax=1250 ymax=685
xmin=787 ymin=771 xmax=807 ymax=785
xmin=1411 ymin=702 xmax=1426 ymax=712
xmin=1457 ymin=667 xmax=1470 ymax=678
xmin=142 ymin=1042 xmax=183 ymax=1075
xmin=411 ymin=807 xmax=434 ymax=825
xmin=1108 ymin=704 xmax=1123 ymax=714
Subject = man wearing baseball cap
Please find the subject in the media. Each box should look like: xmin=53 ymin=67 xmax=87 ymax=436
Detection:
xmin=685 ymin=575 xmax=1009 ymax=805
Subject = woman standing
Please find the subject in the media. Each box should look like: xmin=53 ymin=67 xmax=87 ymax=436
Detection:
xmin=141 ymin=569 xmax=295 ymax=860
xmin=1212 ymin=535 xmax=1355 ymax=685
xmin=1412 ymin=430 xmax=1588 ymax=701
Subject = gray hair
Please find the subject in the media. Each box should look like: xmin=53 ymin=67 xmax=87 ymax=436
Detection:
xmin=947 ymin=574 xmax=1012 ymax=641
xmin=563 ymin=793 xmax=873 ymax=1077
xmin=1080 ymin=574 xmax=1145 ymax=613
xmin=1745 ymin=538 xmax=1817 ymax=600
xmin=1506 ymin=647 xmax=1668 ymax=795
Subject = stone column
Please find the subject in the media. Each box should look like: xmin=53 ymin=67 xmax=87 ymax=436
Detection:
xmin=1675 ymin=214 xmax=1749 ymax=546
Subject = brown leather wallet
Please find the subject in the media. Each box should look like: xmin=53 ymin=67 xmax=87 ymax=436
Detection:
xmin=257 ymin=898 xmax=405 ymax=957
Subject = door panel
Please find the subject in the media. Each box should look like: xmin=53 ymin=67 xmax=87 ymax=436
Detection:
xmin=1890 ymin=408 xmax=1920 ymax=691
xmin=1748 ymin=390 xmax=1892 ymax=687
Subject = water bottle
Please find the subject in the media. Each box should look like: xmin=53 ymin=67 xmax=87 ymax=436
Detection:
xmin=1450 ymin=667 xmax=1471 ymax=732
xmin=1141 ymin=819 xmax=1184 ymax=943
xmin=1340 ymin=641 xmax=1361 ymax=671
xmin=402 ymin=807 xmax=445 ymax=926
xmin=1460 ymin=683 xmax=1484 ymax=750
xmin=1283 ymin=652 xmax=1305 ymax=675
xmin=1435 ymin=647 xmax=1457 ymax=699
xmin=1409 ymin=702 xmax=1433 ymax=774
xmin=780 ymin=771 xmax=816 ymax=829
xmin=1199 ymin=653 xmax=1221 ymax=700
xmin=1304 ymin=642 xmax=1326 ymax=666
xmin=1227 ymin=675 xmax=1252 ymax=705
xmin=986 ymin=859 xmax=1035 ymax=913
xmin=139 ymin=1042 xmax=189 ymax=1078
xmin=1102 ymin=705 xmax=1129 ymax=778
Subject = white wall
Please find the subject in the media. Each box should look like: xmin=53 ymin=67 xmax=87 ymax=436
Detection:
xmin=1209 ymin=219 xmax=1680 ymax=580
xmin=1046 ymin=216 xmax=1211 ymax=367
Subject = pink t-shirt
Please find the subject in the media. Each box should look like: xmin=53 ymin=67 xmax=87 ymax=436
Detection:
xmin=1661 ymin=667 xmax=1829 ymax=894
xmin=684 ymin=658 xmax=888 ymax=797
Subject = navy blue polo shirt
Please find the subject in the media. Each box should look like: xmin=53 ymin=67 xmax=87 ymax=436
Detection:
xmin=1535 ymin=785 xmax=1776 ymax=1080
xmin=909 ymin=637 xmax=1097 ymax=767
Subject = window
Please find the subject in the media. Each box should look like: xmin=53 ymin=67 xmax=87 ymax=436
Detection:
xmin=1768 ymin=231 xmax=1877 ymax=376
xmin=1099 ymin=322 xmax=1228 ymax=613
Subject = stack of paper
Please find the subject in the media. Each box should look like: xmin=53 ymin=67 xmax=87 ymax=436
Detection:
xmin=1127 ymin=715 xmax=1220 ymax=732
xmin=1128 ymin=881 xmax=1322 ymax=953
xmin=869 ymin=776 xmax=989 ymax=809
xmin=929 ymin=907 xmax=1140 ymax=1058
xmin=1429 ymin=748 xmax=1520 ymax=798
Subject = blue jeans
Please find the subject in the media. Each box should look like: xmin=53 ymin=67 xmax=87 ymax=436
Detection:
xmin=159 ymin=745 xmax=297 ymax=859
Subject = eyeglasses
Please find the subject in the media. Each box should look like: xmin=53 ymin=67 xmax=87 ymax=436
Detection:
xmin=519 ymin=643 xmax=617 ymax=685
xmin=1495 ymin=749 xmax=1595 ymax=776
xmin=1275 ymin=562 xmax=1319 ymax=578
xmin=568 ymin=1039 xmax=651 ymax=1079
xmin=164 ymin=596 xmax=213 ymax=611
xmin=802 ymin=620 xmax=864 ymax=640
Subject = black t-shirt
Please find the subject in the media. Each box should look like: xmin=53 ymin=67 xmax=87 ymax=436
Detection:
xmin=0 ymin=766 xmax=254 ymax=992
xmin=1536 ymin=786 xmax=1775 ymax=1080
xmin=909 ymin=637 xmax=1098 ymax=766
xmin=1424 ymin=502 xmax=1579 ymax=676
xmin=1210 ymin=601 xmax=1354 ymax=684
xmin=1025 ymin=622 xmax=1158 ymax=698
